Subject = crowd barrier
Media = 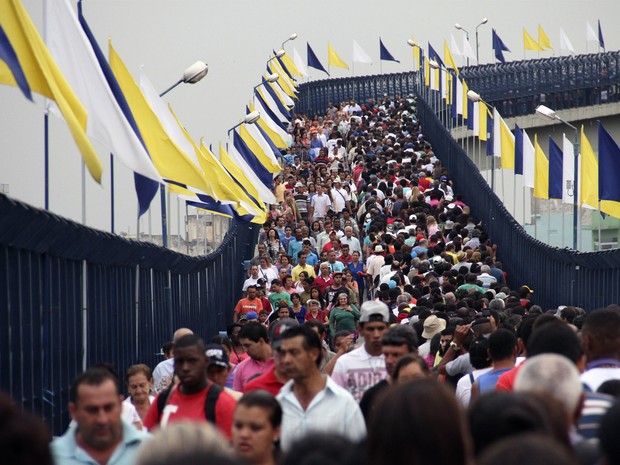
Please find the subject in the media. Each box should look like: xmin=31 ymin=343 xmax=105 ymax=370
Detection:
xmin=0 ymin=193 xmax=258 ymax=434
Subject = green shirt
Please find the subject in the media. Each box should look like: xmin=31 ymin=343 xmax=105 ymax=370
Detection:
xmin=269 ymin=291 xmax=293 ymax=309
xmin=329 ymin=305 xmax=361 ymax=335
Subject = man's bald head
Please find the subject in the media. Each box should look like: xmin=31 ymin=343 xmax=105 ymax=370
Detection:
xmin=173 ymin=328 xmax=193 ymax=342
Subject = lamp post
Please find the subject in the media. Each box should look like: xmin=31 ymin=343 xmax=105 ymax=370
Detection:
xmin=475 ymin=18 xmax=488 ymax=64
xmin=407 ymin=39 xmax=424 ymax=94
xmin=228 ymin=111 xmax=261 ymax=136
xmin=454 ymin=23 xmax=470 ymax=66
xmin=253 ymin=73 xmax=280 ymax=92
xmin=281 ymin=33 xmax=298 ymax=50
xmin=158 ymin=60 xmax=208 ymax=248
xmin=268 ymin=49 xmax=286 ymax=64
xmin=467 ymin=90 xmax=496 ymax=192
xmin=536 ymin=104 xmax=580 ymax=250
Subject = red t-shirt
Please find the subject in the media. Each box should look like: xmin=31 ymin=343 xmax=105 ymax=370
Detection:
xmin=242 ymin=366 xmax=285 ymax=396
xmin=143 ymin=383 xmax=237 ymax=440
xmin=495 ymin=365 xmax=521 ymax=391
xmin=234 ymin=297 xmax=263 ymax=315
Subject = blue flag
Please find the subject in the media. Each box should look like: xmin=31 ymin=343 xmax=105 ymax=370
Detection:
xmin=186 ymin=200 xmax=253 ymax=224
xmin=0 ymin=24 xmax=32 ymax=100
xmin=427 ymin=42 xmax=444 ymax=68
xmin=254 ymin=90 xmax=287 ymax=130
xmin=598 ymin=20 xmax=605 ymax=51
xmin=514 ymin=124 xmax=524 ymax=175
xmin=492 ymin=29 xmax=510 ymax=64
xmin=598 ymin=121 xmax=620 ymax=203
xmin=466 ymin=98 xmax=474 ymax=130
xmin=548 ymin=137 xmax=563 ymax=199
xmin=379 ymin=38 xmax=400 ymax=63
xmin=307 ymin=43 xmax=329 ymax=75
xmin=78 ymin=1 xmax=157 ymax=217
xmin=261 ymin=75 xmax=291 ymax=120
xmin=232 ymin=131 xmax=274 ymax=190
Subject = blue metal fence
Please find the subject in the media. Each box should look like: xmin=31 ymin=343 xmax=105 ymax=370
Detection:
xmin=297 ymin=51 xmax=620 ymax=118
xmin=0 ymin=193 xmax=258 ymax=434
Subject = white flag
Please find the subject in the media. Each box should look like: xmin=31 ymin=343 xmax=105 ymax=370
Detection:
xmin=352 ymin=40 xmax=373 ymax=64
xmin=44 ymin=0 xmax=162 ymax=182
xmin=522 ymin=129 xmax=535 ymax=188
xmin=493 ymin=108 xmax=501 ymax=158
xmin=462 ymin=36 xmax=476 ymax=61
xmin=586 ymin=21 xmax=598 ymax=42
xmin=252 ymin=97 xmax=292 ymax=146
xmin=292 ymin=46 xmax=309 ymax=77
xmin=472 ymin=101 xmax=480 ymax=137
xmin=562 ymin=133 xmax=577 ymax=204
xmin=456 ymin=77 xmax=463 ymax=116
xmin=560 ymin=28 xmax=575 ymax=54
xmin=450 ymin=34 xmax=462 ymax=57
xmin=227 ymin=142 xmax=276 ymax=204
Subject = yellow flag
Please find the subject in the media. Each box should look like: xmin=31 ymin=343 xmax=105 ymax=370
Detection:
xmin=280 ymin=52 xmax=302 ymax=77
xmin=238 ymin=124 xmax=282 ymax=173
xmin=219 ymin=144 xmax=262 ymax=204
xmin=500 ymin=118 xmax=515 ymax=170
xmin=424 ymin=57 xmax=430 ymax=87
xmin=479 ymin=101 xmax=488 ymax=142
xmin=327 ymin=42 xmax=349 ymax=69
xmin=534 ymin=134 xmax=549 ymax=199
xmin=267 ymin=60 xmax=298 ymax=99
xmin=524 ymin=28 xmax=544 ymax=51
xmin=580 ymin=125 xmax=598 ymax=209
xmin=444 ymin=40 xmax=459 ymax=75
xmin=410 ymin=38 xmax=421 ymax=71
xmin=109 ymin=41 xmax=212 ymax=194
xmin=0 ymin=0 xmax=102 ymax=182
xmin=462 ymin=79 xmax=469 ymax=120
xmin=249 ymin=101 xmax=288 ymax=149
xmin=538 ymin=24 xmax=552 ymax=50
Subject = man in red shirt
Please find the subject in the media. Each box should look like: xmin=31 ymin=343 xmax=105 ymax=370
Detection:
xmin=233 ymin=285 xmax=263 ymax=322
xmin=243 ymin=319 xmax=298 ymax=395
xmin=143 ymin=335 xmax=237 ymax=439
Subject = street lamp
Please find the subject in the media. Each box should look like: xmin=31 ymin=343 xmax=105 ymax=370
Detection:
xmin=455 ymin=23 xmax=470 ymax=66
xmin=228 ymin=111 xmax=261 ymax=136
xmin=159 ymin=61 xmax=208 ymax=97
xmin=407 ymin=39 xmax=425 ymax=97
xmin=268 ymin=49 xmax=286 ymax=63
xmin=536 ymin=104 xmax=580 ymax=250
xmin=475 ymin=18 xmax=488 ymax=64
xmin=158 ymin=60 xmax=208 ymax=248
xmin=253 ymin=73 xmax=279 ymax=92
xmin=467 ymin=90 xmax=498 ymax=192
xmin=281 ymin=33 xmax=298 ymax=50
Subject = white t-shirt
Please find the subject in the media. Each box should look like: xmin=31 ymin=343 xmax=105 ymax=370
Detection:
xmin=581 ymin=368 xmax=620 ymax=392
xmin=455 ymin=367 xmax=493 ymax=407
xmin=311 ymin=193 xmax=332 ymax=219
xmin=332 ymin=345 xmax=387 ymax=402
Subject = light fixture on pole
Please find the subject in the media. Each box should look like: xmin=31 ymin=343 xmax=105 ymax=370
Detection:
xmin=159 ymin=61 xmax=208 ymax=97
xmin=253 ymin=73 xmax=280 ymax=92
xmin=535 ymin=105 xmax=580 ymax=250
xmin=228 ymin=111 xmax=261 ymax=136
xmin=268 ymin=49 xmax=286 ymax=63
xmin=467 ymin=90 xmax=497 ymax=192
xmin=475 ymin=18 xmax=488 ymax=65
xmin=407 ymin=39 xmax=424 ymax=92
xmin=281 ymin=33 xmax=298 ymax=50
xmin=157 ymin=60 xmax=209 ymax=249
xmin=455 ymin=23 xmax=470 ymax=66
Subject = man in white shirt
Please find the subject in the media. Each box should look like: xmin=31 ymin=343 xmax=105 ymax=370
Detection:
xmin=309 ymin=185 xmax=332 ymax=221
xmin=340 ymin=226 xmax=362 ymax=255
xmin=277 ymin=325 xmax=366 ymax=450
xmin=332 ymin=301 xmax=389 ymax=402
xmin=331 ymin=178 xmax=350 ymax=215
xmin=152 ymin=328 xmax=193 ymax=393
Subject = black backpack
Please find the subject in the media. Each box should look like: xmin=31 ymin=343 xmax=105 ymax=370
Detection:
xmin=156 ymin=383 xmax=223 ymax=425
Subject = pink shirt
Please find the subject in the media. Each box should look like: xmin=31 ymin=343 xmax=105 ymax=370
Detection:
xmin=232 ymin=357 xmax=275 ymax=391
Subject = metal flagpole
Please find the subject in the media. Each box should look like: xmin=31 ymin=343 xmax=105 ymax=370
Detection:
xmin=110 ymin=153 xmax=115 ymax=233
xmin=81 ymin=160 xmax=86 ymax=225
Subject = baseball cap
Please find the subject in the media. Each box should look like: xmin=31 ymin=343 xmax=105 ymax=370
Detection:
xmin=205 ymin=344 xmax=229 ymax=368
xmin=359 ymin=301 xmax=390 ymax=323
xmin=268 ymin=319 xmax=300 ymax=349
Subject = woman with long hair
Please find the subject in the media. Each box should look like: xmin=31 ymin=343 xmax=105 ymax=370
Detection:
xmin=346 ymin=251 xmax=366 ymax=304
xmin=263 ymin=228 xmax=284 ymax=264
xmin=343 ymin=269 xmax=360 ymax=307
xmin=309 ymin=286 xmax=326 ymax=310
xmin=289 ymin=292 xmax=307 ymax=324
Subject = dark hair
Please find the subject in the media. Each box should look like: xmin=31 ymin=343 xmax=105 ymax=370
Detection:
xmin=381 ymin=325 xmax=419 ymax=351
xmin=488 ymin=328 xmax=517 ymax=361
xmin=468 ymin=391 xmax=571 ymax=457
xmin=280 ymin=325 xmax=323 ymax=366
xmin=392 ymin=354 xmax=430 ymax=380
xmin=237 ymin=390 xmax=282 ymax=428
xmin=478 ymin=434 xmax=578 ymax=465
xmin=582 ymin=308 xmax=620 ymax=359
xmin=238 ymin=322 xmax=269 ymax=343
xmin=600 ymin=399 xmax=620 ymax=464
xmin=211 ymin=335 xmax=233 ymax=353
xmin=468 ymin=336 xmax=492 ymax=370
xmin=367 ymin=379 xmax=471 ymax=465
xmin=304 ymin=320 xmax=327 ymax=337
xmin=71 ymin=367 xmax=120 ymax=403
xmin=174 ymin=334 xmax=206 ymax=353
xmin=527 ymin=320 xmax=582 ymax=363
xmin=162 ymin=341 xmax=175 ymax=357
xmin=282 ymin=432 xmax=360 ymax=465
xmin=0 ymin=392 xmax=53 ymax=465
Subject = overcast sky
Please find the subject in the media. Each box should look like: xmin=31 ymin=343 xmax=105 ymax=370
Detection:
xmin=2 ymin=0 xmax=619 ymax=238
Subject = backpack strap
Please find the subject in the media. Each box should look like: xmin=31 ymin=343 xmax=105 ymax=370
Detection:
xmin=156 ymin=385 xmax=175 ymax=422
xmin=204 ymin=383 xmax=223 ymax=425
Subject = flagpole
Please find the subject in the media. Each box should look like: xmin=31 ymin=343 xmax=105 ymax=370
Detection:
xmin=598 ymin=201 xmax=602 ymax=250
xmin=513 ymin=170 xmax=516 ymax=219
xmin=44 ymin=112 xmax=50 ymax=210
xmin=81 ymin=160 xmax=86 ymax=225
xmin=110 ymin=153 xmax=115 ymax=233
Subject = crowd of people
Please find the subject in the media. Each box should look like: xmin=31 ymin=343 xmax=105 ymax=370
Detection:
xmin=4 ymin=97 xmax=620 ymax=465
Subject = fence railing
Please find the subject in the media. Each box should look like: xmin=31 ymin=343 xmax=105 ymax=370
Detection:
xmin=0 ymin=193 xmax=258 ymax=435
xmin=297 ymin=51 xmax=620 ymax=118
